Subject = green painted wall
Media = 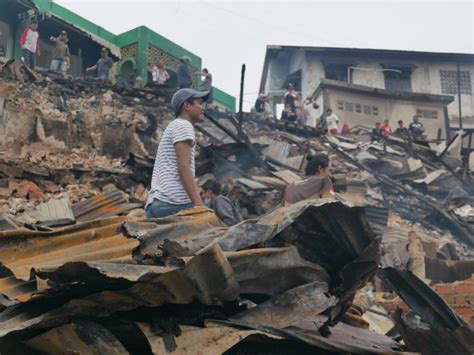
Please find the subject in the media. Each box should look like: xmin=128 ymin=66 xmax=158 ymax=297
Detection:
xmin=213 ymin=87 xmax=236 ymax=112
xmin=20 ymin=0 xmax=236 ymax=111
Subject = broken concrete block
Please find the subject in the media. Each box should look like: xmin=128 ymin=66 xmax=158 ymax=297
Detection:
xmin=407 ymin=158 xmax=423 ymax=172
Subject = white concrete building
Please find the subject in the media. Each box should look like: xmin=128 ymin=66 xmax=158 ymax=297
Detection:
xmin=259 ymin=46 xmax=474 ymax=130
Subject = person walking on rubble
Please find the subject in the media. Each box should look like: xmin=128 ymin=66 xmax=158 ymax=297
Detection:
xmin=283 ymin=154 xmax=334 ymax=206
xmin=86 ymin=48 xmax=114 ymax=81
xmin=145 ymin=88 xmax=210 ymax=218
xmin=49 ymin=31 xmax=70 ymax=74
xmin=177 ymin=56 xmax=193 ymax=89
xmin=201 ymin=179 xmax=242 ymax=226
xmin=20 ymin=21 xmax=40 ymax=69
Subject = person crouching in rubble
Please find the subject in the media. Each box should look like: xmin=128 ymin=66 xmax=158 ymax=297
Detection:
xmin=201 ymin=179 xmax=242 ymax=226
xmin=86 ymin=48 xmax=114 ymax=81
xmin=283 ymin=154 xmax=334 ymax=206
xmin=145 ymin=88 xmax=210 ymax=218
xmin=49 ymin=31 xmax=70 ymax=74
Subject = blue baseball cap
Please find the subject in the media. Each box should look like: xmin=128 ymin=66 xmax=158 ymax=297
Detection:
xmin=171 ymin=88 xmax=210 ymax=109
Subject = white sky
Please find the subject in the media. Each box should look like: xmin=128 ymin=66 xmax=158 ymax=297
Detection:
xmin=55 ymin=0 xmax=474 ymax=109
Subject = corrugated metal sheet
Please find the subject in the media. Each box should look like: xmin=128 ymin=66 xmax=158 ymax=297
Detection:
xmin=0 ymin=216 xmax=138 ymax=282
xmin=0 ymin=201 xmax=384 ymax=352
xmin=16 ymin=198 xmax=75 ymax=227
xmin=72 ymin=190 xmax=142 ymax=222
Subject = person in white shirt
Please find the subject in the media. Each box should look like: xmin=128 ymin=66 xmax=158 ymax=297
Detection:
xmin=325 ymin=108 xmax=339 ymax=134
xmin=20 ymin=22 xmax=40 ymax=69
xmin=145 ymin=88 xmax=210 ymax=218
xmin=152 ymin=62 xmax=170 ymax=85
xmin=303 ymin=98 xmax=321 ymax=128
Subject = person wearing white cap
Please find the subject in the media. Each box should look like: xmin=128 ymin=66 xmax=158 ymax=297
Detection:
xmin=145 ymin=88 xmax=210 ymax=218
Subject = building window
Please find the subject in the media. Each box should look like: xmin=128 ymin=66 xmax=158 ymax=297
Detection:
xmin=337 ymin=101 xmax=344 ymax=110
xmin=384 ymin=68 xmax=412 ymax=92
xmin=325 ymin=64 xmax=350 ymax=82
xmin=344 ymin=102 xmax=354 ymax=112
xmin=440 ymin=70 xmax=472 ymax=95
xmin=355 ymin=104 xmax=361 ymax=113
xmin=363 ymin=105 xmax=372 ymax=115
xmin=372 ymin=106 xmax=379 ymax=115
xmin=416 ymin=109 xmax=438 ymax=119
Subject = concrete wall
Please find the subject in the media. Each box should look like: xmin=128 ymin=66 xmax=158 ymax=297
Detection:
xmin=264 ymin=49 xmax=474 ymax=121
xmin=302 ymin=52 xmax=325 ymax=100
xmin=350 ymin=60 xmax=385 ymax=89
xmin=425 ymin=62 xmax=474 ymax=120
xmin=265 ymin=51 xmax=290 ymax=96
xmin=322 ymin=87 xmax=447 ymax=139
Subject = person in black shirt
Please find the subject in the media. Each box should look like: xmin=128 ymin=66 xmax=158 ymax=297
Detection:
xmin=395 ymin=120 xmax=409 ymax=138
xmin=255 ymin=92 xmax=268 ymax=113
xmin=371 ymin=122 xmax=382 ymax=142
xmin=284 ymin=84 xmax=296 ymax=114
xmin=281 ymin=103 xmax=297 ymax=122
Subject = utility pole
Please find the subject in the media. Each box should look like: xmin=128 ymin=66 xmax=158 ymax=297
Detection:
xmin=456 ymin=62 xmax=463 ymax=130
xmin=238 ymin=64 xmax=245 ymax=131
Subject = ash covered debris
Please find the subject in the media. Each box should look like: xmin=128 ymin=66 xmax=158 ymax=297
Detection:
xmin=0 ymin=65 xmax=473 ymax=354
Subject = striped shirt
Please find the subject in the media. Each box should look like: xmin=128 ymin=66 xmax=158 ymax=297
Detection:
xmin=146 ymin=118 xmax=195 ymax=206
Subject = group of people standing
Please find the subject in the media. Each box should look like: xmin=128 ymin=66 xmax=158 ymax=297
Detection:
xmin=256 ymin=84 xmax=341 ymax=134
xmin=20 ymin=21 xmax=114 ymax=80
xmin=371 ymin=115 xmax=425 ymax=142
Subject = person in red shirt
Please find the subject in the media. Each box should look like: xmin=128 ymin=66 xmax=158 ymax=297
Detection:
xmin=20 ymin=21 xmax=40 ymax=69
xmin=380 ymin=119 xmax=392 ymax=137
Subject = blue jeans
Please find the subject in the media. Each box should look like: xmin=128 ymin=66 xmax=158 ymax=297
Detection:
xmin=99 ymin=72 xmax=109 ymax=81
xmin=51 ymin=59 xmax=67 ymax=73
xmin=146 ymin=200 xmax=194 ymax=219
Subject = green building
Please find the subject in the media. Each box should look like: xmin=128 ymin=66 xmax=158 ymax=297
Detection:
xmin=0 ymin=0 xmax=236 ymax=112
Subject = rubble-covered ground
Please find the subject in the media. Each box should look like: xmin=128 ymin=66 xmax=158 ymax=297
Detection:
xmin=0 ymin=62 xmax=473 ymax=354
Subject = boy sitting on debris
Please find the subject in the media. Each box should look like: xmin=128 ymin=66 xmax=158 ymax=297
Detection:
xmin=201 ymin=179 xmax=242 ymax=226
xmin=283 ymin=154 xmax=334 ymax=206
xmin=145 ymin=88 xmax=209 ymax=218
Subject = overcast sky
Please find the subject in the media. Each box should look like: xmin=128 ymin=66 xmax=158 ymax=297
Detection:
xmin=56 ymin=0 xmax=474 ymax=109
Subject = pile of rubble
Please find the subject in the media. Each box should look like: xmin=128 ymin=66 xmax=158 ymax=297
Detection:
xmin=0 ymin=63 xmax=473 ymax=354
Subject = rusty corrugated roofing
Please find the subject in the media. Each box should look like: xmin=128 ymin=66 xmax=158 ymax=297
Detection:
xmin=72 ymin=190 xmax=142 ymax=222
